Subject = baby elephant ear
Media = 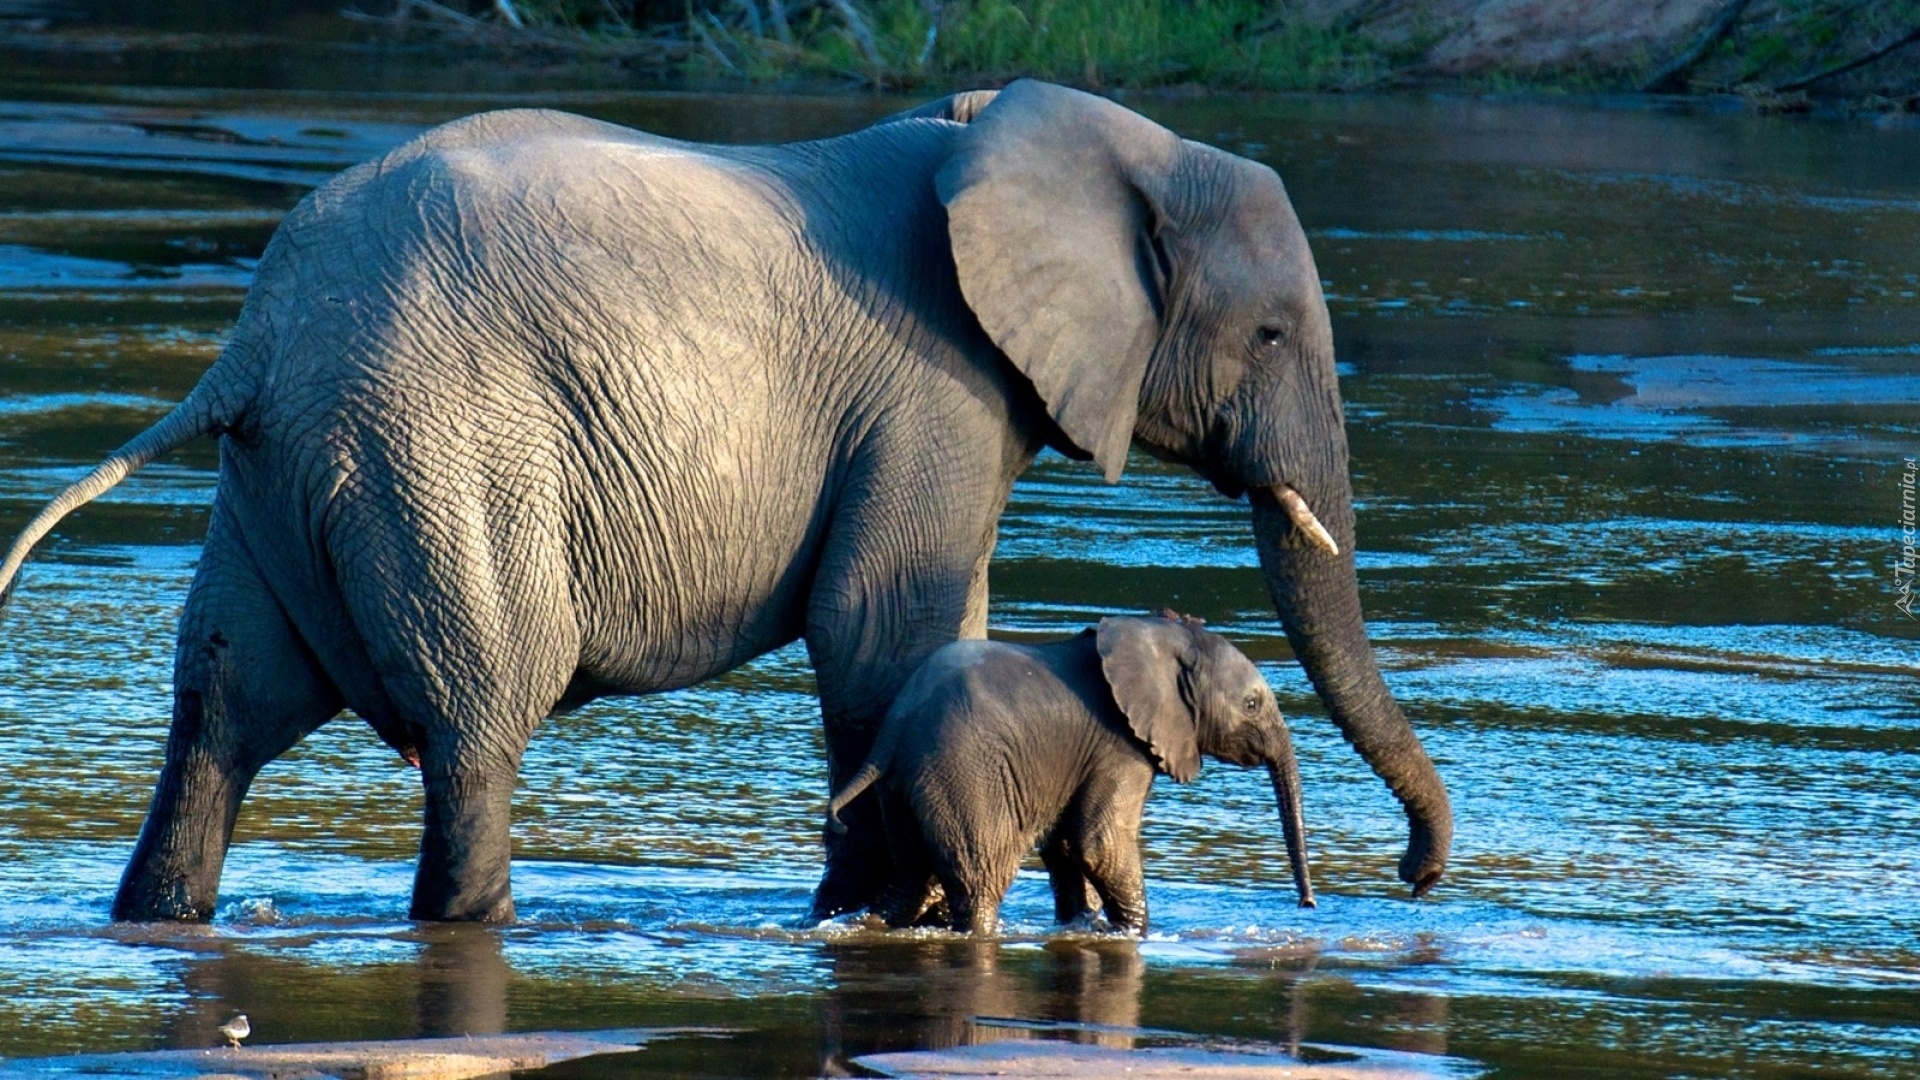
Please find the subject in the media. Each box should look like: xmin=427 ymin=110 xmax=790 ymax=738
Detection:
xmin=1097 ymin=616 xmax=1201 ymax=782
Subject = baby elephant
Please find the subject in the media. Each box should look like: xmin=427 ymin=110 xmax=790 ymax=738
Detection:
xmin=827 ymin=611 xmax=1314 ymax=934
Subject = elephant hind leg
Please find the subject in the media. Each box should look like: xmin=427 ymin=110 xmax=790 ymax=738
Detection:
xmin=352 ymin=633 xmax=557 ymax=924
xmin=937 ymin=865 xmax=1010 ymax=936
xmin=329 ymin=499 xmax=575 ymax=924
xmin=932 ymin=842 xmax=1023 ymax=936
xmin=870 ymin=796 xmax=938 ymax=927
xmin=114 ymin=512 xmax=343 ymax=921
xmin=410 ymin=739 xmax=519 ymax=922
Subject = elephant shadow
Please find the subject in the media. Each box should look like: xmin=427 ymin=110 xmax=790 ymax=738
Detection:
xmin=816 ymin=936 xmax=1145 ymax=1074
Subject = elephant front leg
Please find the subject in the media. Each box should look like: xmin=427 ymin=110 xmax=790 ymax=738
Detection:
xmin=1081 ymin=839 xmax=1148 ymax=936
xmin=803 ymin=493 xmax=1000 ymax=919
xmin=813 ymin=750 xmax=891 ymax=920
xmin=870 ymin=799 xmax=939 ymax=927
xmin=1072 ymin=771 xmax=1153 ymax=935
xmin=1039 ymin=832 xmax=1102 ymax=926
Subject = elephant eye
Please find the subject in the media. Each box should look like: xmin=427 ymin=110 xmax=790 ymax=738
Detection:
xmin=1252 ymin=324 xmax=1293 ymax=358
xmin=1242 ymin=692 xmax=1262 ymax=712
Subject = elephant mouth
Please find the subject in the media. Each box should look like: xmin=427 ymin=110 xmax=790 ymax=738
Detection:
xmin=1270 ymin=484 xmax=1340 ymax=556
xmin=1133 ymin=431 xmax=1334 ymax=554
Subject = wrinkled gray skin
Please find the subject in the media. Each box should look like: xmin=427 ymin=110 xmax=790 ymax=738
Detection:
xmin=826 ymin=615 xmax=1316 ymax=935
xmin=0 ymin=79 xmax=1451 ymax=923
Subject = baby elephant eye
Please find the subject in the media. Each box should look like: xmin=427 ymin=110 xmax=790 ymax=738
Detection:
xmin=1242 ymin=692 xmax=1262 ymax=712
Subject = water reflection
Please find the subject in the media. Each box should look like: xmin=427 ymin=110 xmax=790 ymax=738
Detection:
xmin=414 ymin=925 xmax=512 ymax=1037
xmin=113 ymin=920 xmax=514 ymax=1051
xmin=819 ymin=938 xmax=1145 ymax=1070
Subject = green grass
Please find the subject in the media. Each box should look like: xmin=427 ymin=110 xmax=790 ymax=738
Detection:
xmin=482 ymin=0 xmax=1920 ymax=99
xmin=681 ymin=0 xmax=1402 ymax=90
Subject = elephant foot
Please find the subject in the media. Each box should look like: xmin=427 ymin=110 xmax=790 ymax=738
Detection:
xmin=409 ymin=890 xmax=516 ymax=923
xmin=112 ymin=870 xmax=218 ymax=922
xmin=811 ymin=820 xmax=893 ymax=920
xmin=1057 ymin=911 xmax=1113 ymax=934
xmin=865 ymin=879 xmax=947 ymax=929
xmin=810 ymin=871 xmax=880 ymax=922
xmin=909 ymin=889 xmax=952 ymax=930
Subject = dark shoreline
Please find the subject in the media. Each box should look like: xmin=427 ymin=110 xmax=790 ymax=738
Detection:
xmin=5 ymin=31 xmax=1918 ymax=126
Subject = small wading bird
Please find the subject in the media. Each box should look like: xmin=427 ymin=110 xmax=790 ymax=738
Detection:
xmin=217 ymin=1014 xmax=249 ymax=1048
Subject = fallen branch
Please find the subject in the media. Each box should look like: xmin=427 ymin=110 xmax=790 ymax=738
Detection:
xmin=1774 ymin=23 xmax=1920 ymax=92
xmin=390 ymin=0 xmax=482 ymax=27
xmin=690 ymin=10 xmax=741 ymax=73
xmin=1642 ymin=0 xmax=1754 ymax=93
xmin=829 ymin=0 xmax=884 ymax=68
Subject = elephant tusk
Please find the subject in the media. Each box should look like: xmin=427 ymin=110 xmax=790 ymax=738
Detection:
xmin=1272 ymin=485 xmax=1339 ymax=556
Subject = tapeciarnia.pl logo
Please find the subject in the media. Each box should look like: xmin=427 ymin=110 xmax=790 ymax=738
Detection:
xmin=1898 ymin=457 xmax=1916 ymax=620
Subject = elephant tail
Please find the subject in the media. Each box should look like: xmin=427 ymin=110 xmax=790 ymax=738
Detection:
xmin=825 ymin=762 xmax=885 ymax=836
xmin=0 ymin=346 xmax=254 ymax=613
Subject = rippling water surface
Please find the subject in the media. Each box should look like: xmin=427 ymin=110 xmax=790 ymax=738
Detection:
xmin=0 ymin=61 xmax=1915 ymax=1078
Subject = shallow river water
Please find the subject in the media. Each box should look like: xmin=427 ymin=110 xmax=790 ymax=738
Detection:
xmin=0 ymin=57 xmax=1915 ymax=1079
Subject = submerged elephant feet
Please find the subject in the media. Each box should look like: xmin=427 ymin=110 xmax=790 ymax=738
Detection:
xmin=812 ymin=800 xmax=895 ymax=921
xmin=112 ymin=865 xmax=219 ymax=923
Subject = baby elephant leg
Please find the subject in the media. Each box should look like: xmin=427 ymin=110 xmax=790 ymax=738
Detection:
xmin=871 ymin=798 xmax=938 ymax=927
xmin=935 ymin=843 xmax=1023 ymax=935
xmin=1073 ymin=770 xmax=1154 ymax=933
xmin=1079 ymin=836 xmax=1148 ymax=934
xmin=1039 ymin=833 xmax=1101 ymax=925
xmin=944 ymin=883 xmax=999 ymax=935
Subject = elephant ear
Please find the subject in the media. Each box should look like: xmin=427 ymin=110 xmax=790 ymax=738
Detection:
xmin=1096 ymin=616 xmax=1201 ymax=782
xmin=937 ymin=80 xmax=1181 ymax=482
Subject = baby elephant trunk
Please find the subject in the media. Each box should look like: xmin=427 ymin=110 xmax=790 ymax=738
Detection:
xmin=1265 ymin=725 xmax=1317 ymax=909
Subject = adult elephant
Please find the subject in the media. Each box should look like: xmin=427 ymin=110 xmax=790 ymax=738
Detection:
xmin=0 ymin=80 xmax=1450 ymax=922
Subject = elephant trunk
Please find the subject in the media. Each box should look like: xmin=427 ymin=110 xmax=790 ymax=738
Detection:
xmin=1250 ymin=486 xmax=1452 ymax=897
xmin=1264 ymin=722 xmax=1316 ymax=909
